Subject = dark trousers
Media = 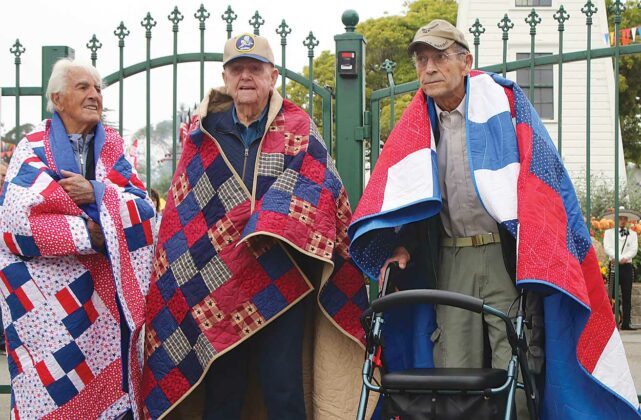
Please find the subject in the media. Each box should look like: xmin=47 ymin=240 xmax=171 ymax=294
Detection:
xmin=619 ymin=263 xmax=633 ymax=328
xmin=203 ymin=301 xmax=306 ymax=420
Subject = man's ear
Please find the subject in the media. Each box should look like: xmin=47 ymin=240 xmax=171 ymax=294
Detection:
xmin=463 ymin=53 xmax=473 ymax=75
xmin=51 ymin=93 xmax=64 ymax=112
xmin=271 ymin=66 xmax=279 ymax=88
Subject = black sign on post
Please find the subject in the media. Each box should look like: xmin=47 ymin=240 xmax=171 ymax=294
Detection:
xmin=338 ymin=51 xmax=357 ymax=78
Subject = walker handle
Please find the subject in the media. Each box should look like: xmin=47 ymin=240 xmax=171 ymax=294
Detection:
xmin=365 ymin=289 xmax=484 ymax=318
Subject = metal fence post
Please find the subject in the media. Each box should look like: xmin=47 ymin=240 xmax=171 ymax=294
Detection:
xmin=303 ymin=32 xmax=319 ymax=118
xmin=554 ymin=6 xmax=569 ymax=158
xmin=469 ymin=19 xmax=485 ymax=69
xmin=41 ymin=46 xmax=74 ymax=120
xmin=582 ymin=0 xmax=597 ymax=222
xmin=334 ymin=10 xmax=366 ymax=204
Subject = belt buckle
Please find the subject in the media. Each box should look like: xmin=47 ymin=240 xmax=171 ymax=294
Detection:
xmin=471 ymin=234 xmax=482 ymax=247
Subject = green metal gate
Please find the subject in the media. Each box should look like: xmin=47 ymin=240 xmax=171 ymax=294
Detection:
xmin=1 ymin=0 xmax=641 ymax=402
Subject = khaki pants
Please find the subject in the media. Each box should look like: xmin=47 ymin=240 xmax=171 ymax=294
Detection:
xmin=433 ymin=243 xmax=530 ymax=418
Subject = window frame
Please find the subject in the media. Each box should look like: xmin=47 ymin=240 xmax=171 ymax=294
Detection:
xmin=516 ymin=52 xmax=554 ymax=120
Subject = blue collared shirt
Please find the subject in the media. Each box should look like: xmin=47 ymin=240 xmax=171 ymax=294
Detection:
xmin=231 ymin=105 xmax=269 ymax=148
xmin=68 ymin=133 xmax=94 ymax=178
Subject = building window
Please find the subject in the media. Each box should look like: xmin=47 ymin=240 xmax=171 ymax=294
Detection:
xmin=515 ymin=0 xmax=552 ymax=6
xmin=516 ymin=52 xmax=554 ymax=120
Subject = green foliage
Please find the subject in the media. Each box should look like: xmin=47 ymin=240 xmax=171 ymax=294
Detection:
xmin=606 ymin=0 xmax=641 ymax=164
xmin=286 ymin=0 xmax=458 ymax=140
xmin=285 ymin=50 xmax=334 ymax=133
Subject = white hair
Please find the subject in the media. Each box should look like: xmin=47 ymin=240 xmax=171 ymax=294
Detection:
xmin=45 ymin=59 xmax=103 ymax=113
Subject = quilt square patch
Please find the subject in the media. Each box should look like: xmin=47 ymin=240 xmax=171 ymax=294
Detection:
xmin=192 ymin=174 xmax=216 ymax=209
xmin=207 ymin=216 xmax=240 ymax=253
xmin=171 ymin=252 xmax=198 ymax=286
xmin=272 ymin=169 xmax=299 ymax=194
xmin=191 ymin=295 xmax=224 ymax=331
xmin=231 ymin=302 xmax=265 ymax=336
xmin=170 ymin=173 xmax=190 ymax=207
xmin=284 ymin=133 xmax=309 ymax=156
xmin=199 ymin=255 xmax=232 ymax=292
xmin=163 ymin=328 xmax=191 ymax=366
xmin=258 ymin=153 xmax=285 ymax=178
xmin=307 ymin=231 xmax=334 ymax=259
xmin=153 ymin=247 xmax=170 ymax=280
xmin=217 ymin=177 xmax=247 ymax=213
xmin=288 ymin=196 xmax=316 ymax=226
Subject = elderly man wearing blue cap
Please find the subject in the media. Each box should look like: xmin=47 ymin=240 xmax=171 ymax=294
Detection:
xmin=142 ymin=33 xmax=373 ymax=419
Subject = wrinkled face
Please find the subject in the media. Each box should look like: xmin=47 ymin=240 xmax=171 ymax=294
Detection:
xmin=413 ymin=44 xmax=471 ymax=104
xmin=222 ymin=58 xmax=278 ymax=108
xmin=53 ymin=67 xmax=103 ymax=131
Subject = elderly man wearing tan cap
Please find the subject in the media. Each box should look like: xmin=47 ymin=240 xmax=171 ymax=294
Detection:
xmin=352 ymin=14 xmax=641 ymax=419
xmin=142 ymin=33 xmax=374 ymax=419
xmin=354 ymin=19 xmax=543 ymax=418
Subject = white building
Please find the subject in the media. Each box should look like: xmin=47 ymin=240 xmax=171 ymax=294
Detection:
xmin=457 ymin=0 xmax=625 ymax=186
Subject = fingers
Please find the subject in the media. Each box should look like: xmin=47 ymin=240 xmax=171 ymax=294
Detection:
xmin=60 ymin=169 xmax=78 ymax=178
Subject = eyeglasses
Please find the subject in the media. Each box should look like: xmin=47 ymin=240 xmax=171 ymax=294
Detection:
xmin=413 ymin=52 xmax=467 ymax=68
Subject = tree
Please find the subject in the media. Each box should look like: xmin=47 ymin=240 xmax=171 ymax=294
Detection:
xmin=606 ymin=0 xmax=641 ymax=164
xmin=286 ymin=0 xmax=458 ymax=140
xmin=2 ymin=123 xmax=35 ymax=144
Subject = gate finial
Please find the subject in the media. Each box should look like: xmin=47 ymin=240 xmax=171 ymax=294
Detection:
xmin=303 ymin=31 xmax=319 ymax=58
xmin=168 ymin=6 xmax=184 ymax=33
xmin=221 ymin=6 xmax=237 ymax=39
xmin=194 ymin=4 xmax=210 ymax=30
xmin=10 ymin=39 xmax=26 ymax=65
xmin=525 ymin=9 xmax=542 ymax=36
xmin=554 ymin=5 xmax=570 ymax=32
xmin=86 ymin=35 xmax=102 ymax=66
xmin=249 ymin=11 xmax=265 ymax=36
xmin=114 ymin=22 xmax=130 ymax=47
xmin=276 ymin=20 xmax=292 ymax=46
xmin=141 ymin=12 xmax=157 ymax=38
xmin=497 ymin=14 xmax=514 ymax=41
xmin=341 ymin=10 xmax=359 ymax=32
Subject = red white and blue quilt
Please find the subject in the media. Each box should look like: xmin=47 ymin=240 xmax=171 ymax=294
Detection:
xmin=0 ymin=114 xmax=155 ymax=419
xmin=349 ymin=71 xmax=641 ymax=419
xmin=142 ymin=96 xmax=368 ymax=419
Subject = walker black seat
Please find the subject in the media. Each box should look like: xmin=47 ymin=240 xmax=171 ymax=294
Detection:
xmin=382 ymin=368 xmax=507 ymax=391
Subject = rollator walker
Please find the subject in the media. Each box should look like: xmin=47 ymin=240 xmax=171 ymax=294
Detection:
xmin=356 ymin=264 xmax=539 ymax=420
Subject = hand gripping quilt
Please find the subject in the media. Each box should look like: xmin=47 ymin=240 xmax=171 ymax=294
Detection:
xmin=349 ymin=71 xmax=641 ymax=419
xmin=142 ymin=95 xmax=369 ymax=419
xmin=0 ymin=115 xmax=155 ymax=419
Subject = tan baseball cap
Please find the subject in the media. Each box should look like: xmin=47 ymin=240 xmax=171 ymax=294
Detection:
xmin=223 ymin=33 xmax=275 ymax=66
xmin=408 ymin=19 xmax=470 ymax=54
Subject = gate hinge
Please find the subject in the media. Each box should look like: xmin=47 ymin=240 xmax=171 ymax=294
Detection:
xmin=354 ymin=111 xmax=371 ymax=141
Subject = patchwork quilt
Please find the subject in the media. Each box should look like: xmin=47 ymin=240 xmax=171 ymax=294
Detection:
xmin=0 ymin=113 xmax=155 ymax=419
xmin=349 ymin=72 xmax=641 ymax=419
xmin=142 ymin=92 xmax=368 ymax=419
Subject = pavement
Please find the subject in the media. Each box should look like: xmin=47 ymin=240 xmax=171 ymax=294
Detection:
xmin=0 ymin=331 xmax=638 ymax=417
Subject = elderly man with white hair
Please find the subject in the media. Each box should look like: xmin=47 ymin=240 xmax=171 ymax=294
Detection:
xmin=0 ymin=59 xmax=155 ymax=419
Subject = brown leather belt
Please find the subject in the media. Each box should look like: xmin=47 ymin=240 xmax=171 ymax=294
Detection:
xmin=441 ymin=233 xmax=501 ymax=247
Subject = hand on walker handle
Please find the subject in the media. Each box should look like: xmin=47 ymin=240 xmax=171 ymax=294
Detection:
xmin=378 ymin=246 xmax=411 ymax=286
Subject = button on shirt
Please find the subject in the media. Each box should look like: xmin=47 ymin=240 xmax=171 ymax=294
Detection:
xmin=434 ymin=97 xmax=498 ymax=238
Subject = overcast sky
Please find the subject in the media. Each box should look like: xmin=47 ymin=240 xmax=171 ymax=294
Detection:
xmin=1 ymin=0 xmax=407 ymax=140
